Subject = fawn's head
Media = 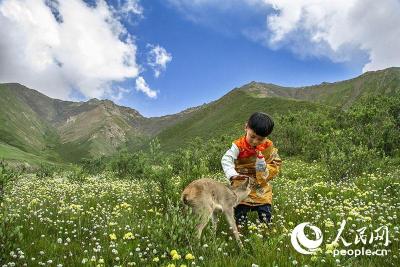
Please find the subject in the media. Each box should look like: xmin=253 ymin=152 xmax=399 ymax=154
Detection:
xmin=230 ymin=175 xmax=255 ymax=202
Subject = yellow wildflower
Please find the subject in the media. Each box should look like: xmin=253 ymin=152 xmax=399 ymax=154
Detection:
xmin=109 ymin=233 xmax=117 ymax=240
xmin=172 ymin=254 xmax=181 ymax=260
xmin=123 ymin=232 xmax=134 ymax=240
xmin=185 ymin=253 xmax=195 ymax=260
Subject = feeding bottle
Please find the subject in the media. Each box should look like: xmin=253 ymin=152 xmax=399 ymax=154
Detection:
xmin=255 ymin=150 xmax=267 ymax=181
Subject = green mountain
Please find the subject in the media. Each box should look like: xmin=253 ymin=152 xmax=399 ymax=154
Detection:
xmin=0 ymin=84 xmax=60 ymax=163
xmin=0 ymin=83 xmax=200 ymax=164
xmin=156 ymin=67 xmax=400 ymax=150
xmin=155 ymin=89 xmax=328 ymax=151
xmin=242 ymin=67 xmax=400 ymax=109
xmin=1 ymin=67 xmax=399 ymax=164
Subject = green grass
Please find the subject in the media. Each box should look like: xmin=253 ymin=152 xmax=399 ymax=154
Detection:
xmin=0 ymin=143 xmax=58 ymax=166
xmin=156 ymin=90 xmax=330 ymax=151
xmin=1 ymin=159 xmax=398 ymax=267
xmin=0 ymin=85 xmax=64 ymax=164
xmin=296 ymin=67 xmax=400 ymax=108
xmin=0 ymin=85 xmax=50 ymax=152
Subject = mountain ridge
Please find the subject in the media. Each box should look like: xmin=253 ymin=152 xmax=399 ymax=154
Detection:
xmin=240 ymin=67 xmax=400 ymax=109
xmin=1 ymin=67 xmax=399 ymax=164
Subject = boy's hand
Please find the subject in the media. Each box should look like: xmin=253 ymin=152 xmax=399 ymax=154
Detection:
xmin=230 ymin=175 xmax=251 ymax=181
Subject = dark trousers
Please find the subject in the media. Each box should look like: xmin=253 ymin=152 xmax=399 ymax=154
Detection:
xmin=234 ymin=203 xmax=272 ymax=226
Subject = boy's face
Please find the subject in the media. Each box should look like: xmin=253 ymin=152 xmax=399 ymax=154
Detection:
xmin=245 ymin=124 xmax=267 ymax=147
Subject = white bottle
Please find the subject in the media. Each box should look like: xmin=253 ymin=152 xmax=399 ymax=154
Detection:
xmin=255 ymin=151 xmax=267 ymax=181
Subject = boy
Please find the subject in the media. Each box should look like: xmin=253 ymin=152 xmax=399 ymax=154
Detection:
xmin=221 ymin=112 xmax=282 ymax=227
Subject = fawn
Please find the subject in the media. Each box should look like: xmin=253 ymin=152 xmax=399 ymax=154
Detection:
xmin=181 ymin=175 xmax=253 ymax=248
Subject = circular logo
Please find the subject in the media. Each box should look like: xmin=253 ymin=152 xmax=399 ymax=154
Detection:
xmin=291 ymin=222 xmax=323 ymax=254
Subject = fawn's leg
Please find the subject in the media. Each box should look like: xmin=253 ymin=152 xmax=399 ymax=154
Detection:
xmin=225 ymin=208 xmax=243 ymax=248
xmin=195 ymin=207 xmax=213 ymax=240
xmin=211 ymin=211 xmax=219 ymax=235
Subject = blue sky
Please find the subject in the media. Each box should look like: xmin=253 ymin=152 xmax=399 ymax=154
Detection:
xmin=0 ymin=0 xmax=398 ymax=117
xmin=116 ymin=0 xmax=365 ymax=117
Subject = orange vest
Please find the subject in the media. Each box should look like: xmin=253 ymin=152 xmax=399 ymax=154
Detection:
xmin=231 ymin=136 xmax=281 ymax=206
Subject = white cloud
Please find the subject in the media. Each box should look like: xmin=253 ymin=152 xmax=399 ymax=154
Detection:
xmin=109 ymin=86 xmax=131 ymax=102
xmin=113 ymin=0 xmax=143 ymax=22
xmin=0 ymin=0 xmax=141 ymax=100
xmin=167 ymin=0 xmax=400 ymax=72
xmin=119 ymin=0 xmax=143 ymax=16
xmin=262 ymin=0 xmax=400 ymax=72
xmin=147 ymin=44 xmax=172 ymax=78
xmin=135 ymin=76 xmax=157 ymax=98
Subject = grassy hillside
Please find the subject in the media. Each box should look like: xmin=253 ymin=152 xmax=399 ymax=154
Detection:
xmin=0 ymin=143 xmax=58 ymax=167
xmin=246 ymin=67 xmax=400 ymax=109
xmin=0 ymin=83 xmax=205 ymax=163
xmin=0 ymin=84 xmax=62 ymax=162
xmin=156 ymin=89 xmax=329 ymax=151
xmin=0 ymin=84 xmax=150 ymax=163
xmin=155 ymin=68 xmax=400 ymax=152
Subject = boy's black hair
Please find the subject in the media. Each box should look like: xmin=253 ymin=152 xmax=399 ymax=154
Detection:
xmin=247 ymin=112 xmax=274 ymax=137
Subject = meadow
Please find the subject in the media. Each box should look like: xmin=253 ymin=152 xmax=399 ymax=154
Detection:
xmin=1 ymin=158 xmax=399 ymax=267
xmin=1 ymin=93 xmax=400 ymax=266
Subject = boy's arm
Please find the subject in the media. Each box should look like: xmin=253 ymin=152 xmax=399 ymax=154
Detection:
xmin=221 ymin=143 xmax=240 ymax=181
xmin=266 ymin=146 xmax=282 ymax=181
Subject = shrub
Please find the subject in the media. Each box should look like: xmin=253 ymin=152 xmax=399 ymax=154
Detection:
xmin=35 ymin=163 xmax=58 ymax=179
